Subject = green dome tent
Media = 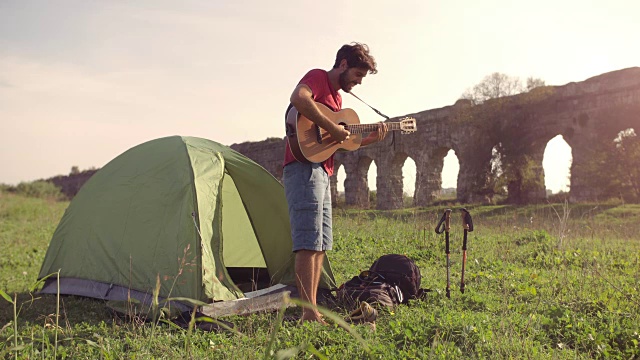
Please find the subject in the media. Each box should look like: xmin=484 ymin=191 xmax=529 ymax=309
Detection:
xmin=38 ymin=136 xmax=336 ymax=305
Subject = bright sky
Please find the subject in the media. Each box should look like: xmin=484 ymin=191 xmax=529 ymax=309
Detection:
xmin=1 ymin=0 xmax=638 ymax=195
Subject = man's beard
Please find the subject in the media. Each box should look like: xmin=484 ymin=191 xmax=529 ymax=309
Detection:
xmin=339 ymin=71 xmax=351 ymax=92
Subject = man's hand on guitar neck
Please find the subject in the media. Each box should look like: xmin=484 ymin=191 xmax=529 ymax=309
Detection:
xmin=361 ymin=122 xmax=388 ymax=147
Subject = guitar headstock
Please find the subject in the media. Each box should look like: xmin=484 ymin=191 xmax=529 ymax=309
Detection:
xmin=399 ymin=117 xmax=417 ymax=134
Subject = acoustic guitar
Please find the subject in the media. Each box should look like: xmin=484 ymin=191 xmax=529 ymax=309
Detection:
xmin=286 ymin=102 xmax=417 ymax=163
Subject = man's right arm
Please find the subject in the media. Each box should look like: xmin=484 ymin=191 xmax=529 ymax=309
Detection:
xmin=290 ymin=84 xmax=350 ymax=142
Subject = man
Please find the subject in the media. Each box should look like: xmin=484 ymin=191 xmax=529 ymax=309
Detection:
xmin=282 ymin=42 xmax=388 ymax=323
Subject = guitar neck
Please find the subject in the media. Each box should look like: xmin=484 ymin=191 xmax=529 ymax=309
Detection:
xmin=346 ymin=122 xmax=404 ymax=135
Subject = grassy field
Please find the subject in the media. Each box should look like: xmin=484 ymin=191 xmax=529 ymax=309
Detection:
xmin=1 ymin=190 xmax=640 ymax=359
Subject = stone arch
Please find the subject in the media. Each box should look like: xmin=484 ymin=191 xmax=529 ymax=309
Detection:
xmin=440 ymin=149 xmax=460 ymax=199
xmin=331 ymin=161 xmax=345 ymax=207
xmin=542 ymin=135 xmax=572 ymax=195
xmin=368 ymin=160 xmax=378 ymax=191
xmin=402 ymin=156 xmax=417 ymax=205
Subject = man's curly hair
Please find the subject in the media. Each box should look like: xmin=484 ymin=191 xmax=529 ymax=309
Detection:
xmin=333 ymin=42 xmax=377 ymax=74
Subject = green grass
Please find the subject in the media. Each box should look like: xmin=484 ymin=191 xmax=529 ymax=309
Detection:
xmin=1 ymin=192 xmax=640 ymax=359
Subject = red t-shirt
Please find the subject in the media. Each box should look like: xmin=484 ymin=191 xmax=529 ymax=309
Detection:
xmin=283 ymin=69 xmax=342 ymax=176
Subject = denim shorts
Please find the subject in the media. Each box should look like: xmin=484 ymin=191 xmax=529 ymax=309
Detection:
xmin=283 ymin=162 xmax=333 ymax=252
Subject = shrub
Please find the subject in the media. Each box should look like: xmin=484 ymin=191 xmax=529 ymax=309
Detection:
xmin=0 ymin=183 xmax=13 ymax=193
xmin=547 ymin=191 xmax=570 ymax=203
xmin=15 ymin=181 xmax=63 ymax=200
xmin=369 ymin=190 xmax=377 ymax=206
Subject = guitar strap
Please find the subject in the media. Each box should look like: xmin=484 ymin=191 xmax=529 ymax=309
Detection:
xmin=348 ymin=92 xmax=390 ymax=120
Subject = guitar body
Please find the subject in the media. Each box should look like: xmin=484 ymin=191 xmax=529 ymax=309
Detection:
xmin=285 ymin=102 xmax=417 ymax=163
xmin=286 ymin=103 xmax=363 ymax=163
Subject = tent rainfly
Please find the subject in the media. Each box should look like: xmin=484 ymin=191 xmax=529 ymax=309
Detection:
xmin=38 ymin=136 xmax=336 ymax=305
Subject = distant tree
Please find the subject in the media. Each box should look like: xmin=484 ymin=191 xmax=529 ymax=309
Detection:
xmin=461 ymin=72 xmax=548 ymax=203
xmin=575 ymin=129 xmax=640 ymax=202
xmin=488 ymin=143 xmax=544 ymax=204
xmin=613 ymin=129 xmax=640 ymax=201
xmin=462 ymin=73 xmax=547 ymax=104
xmin=570 ymin=139 xmax=616 ymax=200
xmin=70 ymin=166 xmax=80 ymax=175
xmin=525 ymin=77 xmax=546 ymax=91
xmin=369 ymin=190 xmax=377 ymax=207
xmin=461 ymin=72 xmax=523 ymax=104
xmin=489 ymin=144 xmax=506 ymax=196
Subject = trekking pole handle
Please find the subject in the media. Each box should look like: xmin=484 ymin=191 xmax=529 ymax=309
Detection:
xmin=445 ymin=209 xmax=451 ymax=232
xmin=435 ymin=209 xmax=452 ymax=234
xmin=460 ymin=208 xmax=473 ymax=232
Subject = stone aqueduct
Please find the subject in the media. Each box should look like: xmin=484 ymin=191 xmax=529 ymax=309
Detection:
xmin=231 ymin=68 xmax=640 ymax=209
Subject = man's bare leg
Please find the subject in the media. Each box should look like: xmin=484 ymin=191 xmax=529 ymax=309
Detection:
xmin=295 ymin=250 xmax=325 ymax=322
xmin=311 ymin=252 xmax=325 ymax=318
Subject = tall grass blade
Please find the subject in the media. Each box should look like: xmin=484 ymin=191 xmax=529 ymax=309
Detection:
xmin=263 ymin=293 xmax=289 ymax=360
xmin=0 ymin=289 xmax=13 ymax=303
xmin=288 ymin=298 xmax=373 ymax=358
xmin=14 ymin=293 xmax=18 ymax=360
xmin=304 ymin=343 xmax=329 ymax=360
xmin=55 ymin=269 xmax=60 ymax=360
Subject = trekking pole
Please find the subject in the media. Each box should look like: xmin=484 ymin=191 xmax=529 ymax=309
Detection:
xmin=459 ymin=208 xmax=474 ymax=294
xmin=435 ymin=209 xmax=452 ymax=299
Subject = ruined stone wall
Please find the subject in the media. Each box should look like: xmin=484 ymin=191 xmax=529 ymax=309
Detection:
xmin=230 ymin=67 xmax=640 ymax=208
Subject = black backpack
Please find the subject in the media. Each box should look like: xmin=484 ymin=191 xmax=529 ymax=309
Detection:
xmin=369 ymin=254 xmax=424 ymax=303
xmin=336 ymin=271 xmax=403 ymax=308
